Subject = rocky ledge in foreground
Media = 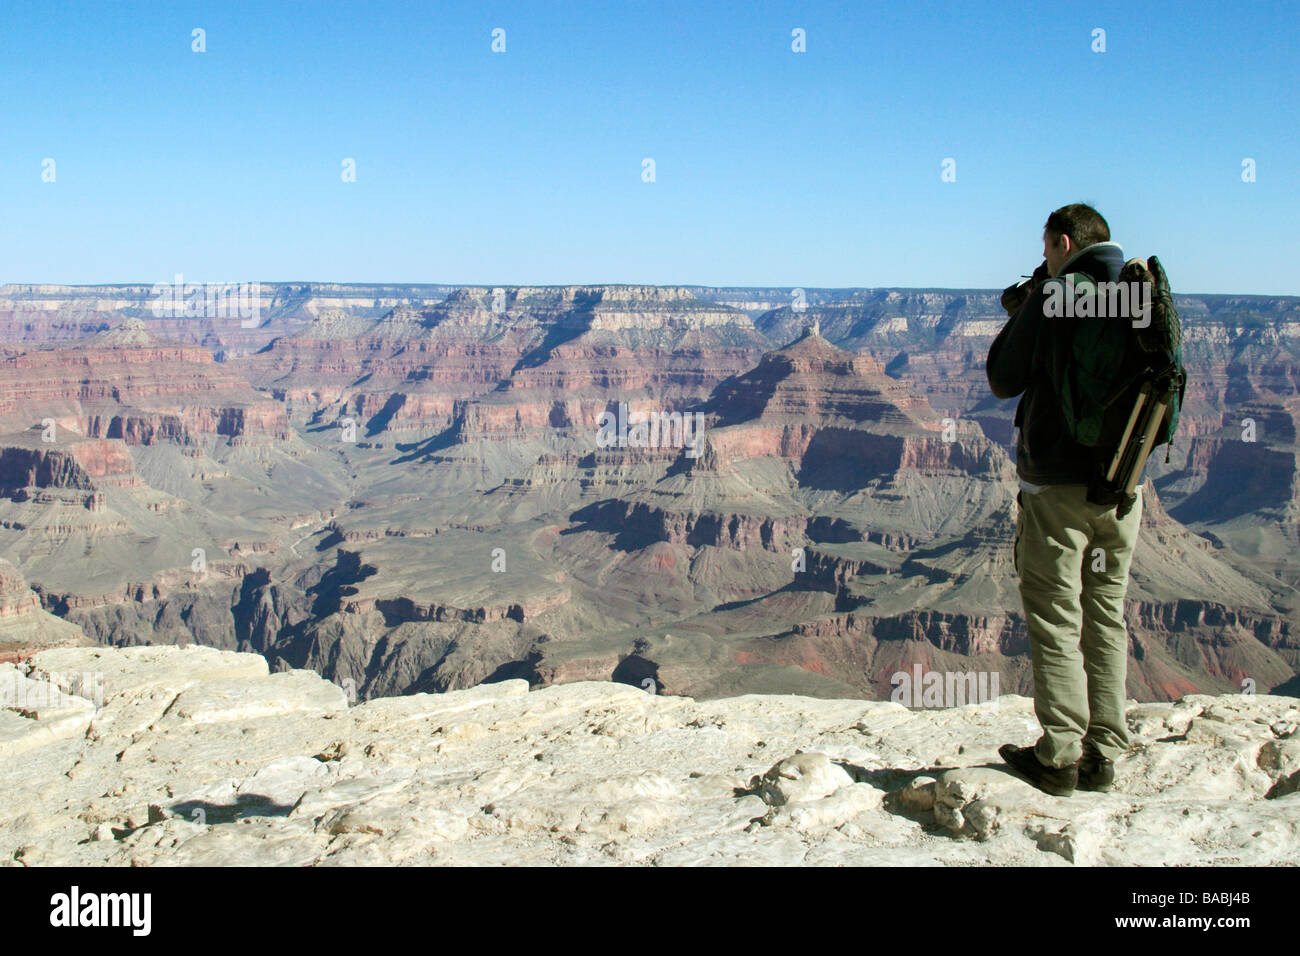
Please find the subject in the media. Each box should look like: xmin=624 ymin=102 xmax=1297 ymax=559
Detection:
xmin=2 ymin=645 xmax=1297 ymax=866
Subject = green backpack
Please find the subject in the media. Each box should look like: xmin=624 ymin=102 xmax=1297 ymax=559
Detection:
xmin=1048 ymin=256 xmax=1187 ymax=513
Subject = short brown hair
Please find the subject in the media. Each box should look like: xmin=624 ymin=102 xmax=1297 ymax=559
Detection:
xmin=1044 ymin=203 xmax=1110 ymax=250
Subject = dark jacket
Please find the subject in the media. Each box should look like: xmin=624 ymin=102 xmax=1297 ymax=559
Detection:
xmin=986 ymin=240 xmax=1126 ymax=485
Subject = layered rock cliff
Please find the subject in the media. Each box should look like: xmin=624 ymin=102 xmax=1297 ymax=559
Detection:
xmin=0 ymin=319 xmax=288 ymax=443
xmin=0 ymin=560 xmax=91 ymax=662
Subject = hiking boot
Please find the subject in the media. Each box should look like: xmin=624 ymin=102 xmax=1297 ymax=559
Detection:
xmin=1078 ymin=750 xmax=1115 ymax=792
xmin=998 ymin=743 xmax=1077 ymax=797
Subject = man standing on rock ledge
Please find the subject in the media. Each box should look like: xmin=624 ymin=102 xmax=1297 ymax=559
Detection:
xmin=985 ymin=203 xmax=1138 ymax=797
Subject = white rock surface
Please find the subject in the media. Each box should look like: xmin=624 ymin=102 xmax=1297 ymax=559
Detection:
xmin=1 ymin=645 xmax=1297 ymax=866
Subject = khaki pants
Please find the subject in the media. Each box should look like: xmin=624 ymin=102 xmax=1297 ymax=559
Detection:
xmin=1014 ymin=483 xmax=1141 ymax=767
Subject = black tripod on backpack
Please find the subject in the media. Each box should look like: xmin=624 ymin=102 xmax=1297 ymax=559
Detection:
xmin=1085 ymin=255 xmax=1187 ymax=520
xmin=1090 ymin=364 xmax=1184 ymax=518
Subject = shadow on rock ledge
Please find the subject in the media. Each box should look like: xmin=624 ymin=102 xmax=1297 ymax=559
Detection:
xmin=1 ymin=645 xmax=1297 ymax=866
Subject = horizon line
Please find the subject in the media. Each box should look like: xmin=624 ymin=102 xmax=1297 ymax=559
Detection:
xmin=2 ymin=280 xmax=1298 ymax=300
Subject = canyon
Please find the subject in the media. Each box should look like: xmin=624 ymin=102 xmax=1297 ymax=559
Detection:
xmin=0 ymin=281 xmax=1296 ymax=708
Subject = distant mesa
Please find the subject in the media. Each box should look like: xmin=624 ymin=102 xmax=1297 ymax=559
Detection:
xmin=83 ymin=317 xmax=155 ymax=348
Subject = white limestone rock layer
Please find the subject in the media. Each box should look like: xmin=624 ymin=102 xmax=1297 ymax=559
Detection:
xmin=0 ymin=645 xmax=1296 ymax=866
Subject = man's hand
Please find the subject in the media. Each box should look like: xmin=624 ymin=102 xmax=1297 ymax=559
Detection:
xmin=1000 ymin=260 xmax=1052 ymax=318
xmin=1000 ymin=280 xmax=1030 ymax=319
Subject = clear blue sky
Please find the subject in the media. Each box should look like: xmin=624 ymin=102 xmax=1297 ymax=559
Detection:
xmin=2 ymin=0 xmax=1296 ymax=294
